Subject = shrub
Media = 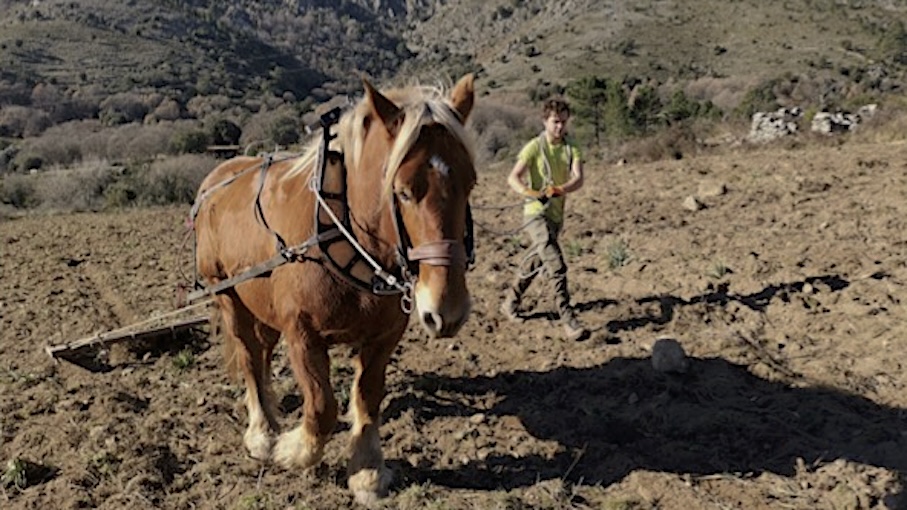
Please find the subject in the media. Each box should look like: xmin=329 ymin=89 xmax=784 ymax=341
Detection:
xmin=734 ymin=79 xmax=780 ymax=120
xmin=0 ymin=106 xmax=51 ymax=137
xmin=99 ymin=92 xmax=149 ymax=126
xmin=170 ymin=129 xmax=210 ymax=154
xmin=268 ymin=115 xmax=301 ymax=146
xmin=103 ymin=180 xmax=137 ymax=208
xmin=135 ymin=154 xmax=217 ymax=206
xmin=0 ymin=145 xmax=19 ymax=173
xmin=147 ymin=98 xmax=182 ymax=123
xmin=617 ymin=123 xmax=703 ymax=163
xmin=0 ymin=174 xmax=39 ymax=208
xmin=12 ymin=153 xmax=43 ymax=172
xmin=186 ymin=94 xmax=232 ymax=119
xmin=209 ymin=118 xmax=242 ymax=146
xmin=34 ymin=165 xmax=118 ymax=212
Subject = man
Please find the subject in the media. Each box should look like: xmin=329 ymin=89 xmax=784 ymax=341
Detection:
xmin=500 ymin=97 xmax=589 ymax=341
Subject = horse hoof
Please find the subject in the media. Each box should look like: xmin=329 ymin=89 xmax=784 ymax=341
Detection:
xmin=353 ymin=489 xmax=379 ymax=507
xmin=272 ymin=427 xmax=323 ymax=469
xmin=348 ymin=466 xmax=393 ymax=506
xmin=243 ymin=431 xmax=274 ymax=461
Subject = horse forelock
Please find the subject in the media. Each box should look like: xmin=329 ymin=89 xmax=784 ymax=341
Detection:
xmin=383 ymin=88 xmax=475 ymax=195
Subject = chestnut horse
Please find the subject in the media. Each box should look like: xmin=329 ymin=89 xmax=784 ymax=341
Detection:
xmin=192 ymin=74 xmax=476 ymax=504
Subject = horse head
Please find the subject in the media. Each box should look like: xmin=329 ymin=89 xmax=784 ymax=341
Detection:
xmin=361 ymin=74 xmax=477 ymax=338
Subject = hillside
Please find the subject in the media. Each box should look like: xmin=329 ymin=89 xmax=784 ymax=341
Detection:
xmin=2 ymin=0 xmax=907 ymax=179
xmin=411 ymin=0 xmax=907 ymax=87
xmin=2 ymin=0 xmax=907 ymax=105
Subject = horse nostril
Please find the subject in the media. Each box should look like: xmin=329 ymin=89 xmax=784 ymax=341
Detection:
xmin=422 ymin=311 xmax=441 ymax=333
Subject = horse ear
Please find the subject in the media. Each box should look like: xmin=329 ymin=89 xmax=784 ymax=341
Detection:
xmin=449 ymin=73 xmax=475 ymax=123
xmin=362 ymin=77 xmax=403 ymax=136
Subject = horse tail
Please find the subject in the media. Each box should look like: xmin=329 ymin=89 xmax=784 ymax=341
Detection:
xmin=209 ymin=300 xmax=241 ymax=382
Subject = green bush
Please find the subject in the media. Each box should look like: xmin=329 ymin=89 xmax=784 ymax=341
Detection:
xmin=170 ymin=129 xmax=210 ymax=154
xmin=13 ymin=154 xmax=43 ymax=172
xmin=268 ymin=116 xmax=300 ymax=146
xmin=0 ymin=175 xmax=39 ymax=209
xmin=208 ymin=118 xmax=242 ymax=146
xmin=734 ymin=79 xmax=779 ymax=120
xmin=135 ymin=154 xmax=217 ymax=206
xmin=103 ymin=180 xmax=138 ymax=208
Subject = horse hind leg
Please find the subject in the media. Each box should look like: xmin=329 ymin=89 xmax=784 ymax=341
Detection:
xmin=273 ymin=325 xmax=337 ymax=470
xmin=346 ymin=336 xmax=398 ymax=505
xmin=218 ymin=294 xmax=280 ymax=460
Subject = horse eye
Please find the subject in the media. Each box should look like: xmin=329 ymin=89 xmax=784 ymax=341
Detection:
xmin=396 ymin=189 xmax=413 ymax=203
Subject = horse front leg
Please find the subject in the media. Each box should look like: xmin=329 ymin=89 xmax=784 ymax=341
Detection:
xmin=273 ymin=327 xmax=337 ymax=469
xmin=347 ymin=333 xmax=400 ymax=505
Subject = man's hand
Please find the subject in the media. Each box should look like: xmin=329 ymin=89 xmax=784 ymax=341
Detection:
xmin=522 ymin=188 xmax=543 ymax=199
xmin=544 ymin=185 xmax=565 ymax=198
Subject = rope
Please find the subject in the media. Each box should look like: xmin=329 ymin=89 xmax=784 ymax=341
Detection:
xmin=93 ymin=301 xmax=213 ymax=339
xmin=471 ymin=200 xmax=527 ymax=211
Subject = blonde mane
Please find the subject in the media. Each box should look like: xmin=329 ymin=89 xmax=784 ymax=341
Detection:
xmin=285 ymin=83 xmax=474 ymax=194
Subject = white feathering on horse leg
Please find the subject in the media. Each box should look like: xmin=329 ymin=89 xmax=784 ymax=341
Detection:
xmin=243 ymin=392 xmax=275 ymax=460
xmin=347 ymin=425 xmax=392 ymax=506
xmin=272 ymin=425 xmax=325 ymax=469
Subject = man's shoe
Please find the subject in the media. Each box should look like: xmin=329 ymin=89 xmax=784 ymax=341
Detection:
xmin=563 ymin=318 xmax=589 ymax=341
xmin=500 ymin=298 xmax=524 ymax=323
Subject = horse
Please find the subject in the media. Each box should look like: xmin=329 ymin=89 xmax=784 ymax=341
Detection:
xmin=191 ymin=74 xmax=477 ymax=505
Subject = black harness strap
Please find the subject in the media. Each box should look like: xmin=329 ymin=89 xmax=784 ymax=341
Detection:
xmin=253 ymin=154 xmax=290 ymax=255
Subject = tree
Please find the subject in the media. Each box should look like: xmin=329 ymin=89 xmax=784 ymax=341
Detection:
xmin=567 ymin=76 xmax=637 ymax=144
xmin=878 ymin=20 xmax=907 ymax=65
xmin=566 ymin=76 xmax=607 ymax=146
xmin=628 ymin=85 xmax=663 ymax=132
xmin=601 ymin=80 xmax=632 ymax=141
xmin=209 ymin=118 xmax=241 ymax=146
xmin=268 ymin=116 xmax=300 ymax=146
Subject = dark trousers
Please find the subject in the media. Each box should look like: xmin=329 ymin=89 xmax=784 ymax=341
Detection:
xmin=505 ymin=216 xmax=575 ymax=322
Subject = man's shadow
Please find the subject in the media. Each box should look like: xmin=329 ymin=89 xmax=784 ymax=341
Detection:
xmin=383 ymin=273 xmax=907 ymax=494
xmin=602 ymin=274 xmax=853 ymax=335
xmin=520 ymin=274 xmax=854 ymax=336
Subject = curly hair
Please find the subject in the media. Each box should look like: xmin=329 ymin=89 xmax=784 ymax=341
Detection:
xmin=542 ymin=97 xmax=570 ymax=118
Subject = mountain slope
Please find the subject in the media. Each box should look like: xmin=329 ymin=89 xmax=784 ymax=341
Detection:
xmin=405 ymin=0 xmax=907 ymax=103
xmin=1 ymin=0 xmax=906 ymax=113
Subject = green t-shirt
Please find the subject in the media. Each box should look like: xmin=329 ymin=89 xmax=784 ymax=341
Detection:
xmin=518 ymin=135 xmax=582 ymax=224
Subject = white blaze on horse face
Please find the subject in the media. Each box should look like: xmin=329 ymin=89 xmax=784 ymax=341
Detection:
xmin=430 ymin=155 xmax=450 ymax=179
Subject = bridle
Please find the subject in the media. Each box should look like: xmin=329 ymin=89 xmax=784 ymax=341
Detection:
xmin=309 ymin=106 xmax=475 ymax=309
xmin=388 ymin=175 xmax=475 ymax=275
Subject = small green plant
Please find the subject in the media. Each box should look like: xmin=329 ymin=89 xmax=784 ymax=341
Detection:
xmin=88 ymin=451 xmax=120 ymax=480
xmin=707 ymin=261 xmax=730 ymax=279
xmin=564 ymin=239 xmax=584 ymax=260
xmin=606 ymin=239 xmax=631 ymax=270
xmin=2 ymin=458 xmax=27 ymax=490
xmin=236 ymin=492 xmax=274 ymax=510
xmin=172 ymin=349 xmax=195 ymax=371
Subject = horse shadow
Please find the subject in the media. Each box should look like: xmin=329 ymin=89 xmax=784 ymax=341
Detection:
xmin=383 ymin=273 xmax=907 ymax=494
xmin=386 ymin=357 xmax=907 ymax=492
